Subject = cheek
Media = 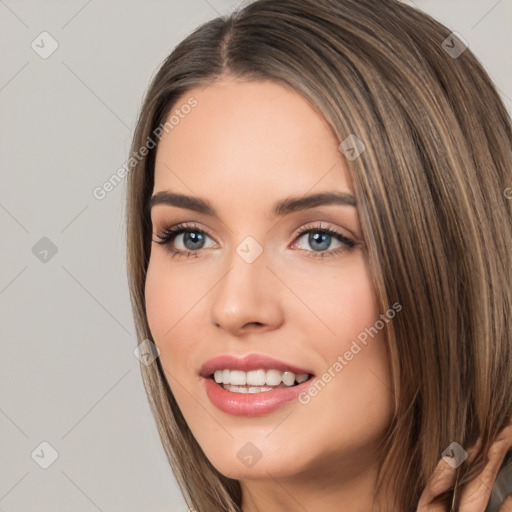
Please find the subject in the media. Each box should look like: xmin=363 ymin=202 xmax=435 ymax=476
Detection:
xmin=144 ymin=257 xmax=212 ymax=383
xmin=144 ymin=260 xmax=193 ymax=380
xmin=145 ymin=261 xmax=173 ymax=342
xmin=288 ymin=255 xmax=392 ymax=412
xmin=144 ymin=257 xmax=200 ymax=342
xmin=286 ymin=254 xmax=380 ymax=345
xmin=329 ymin=263 xmax=390 ymax=387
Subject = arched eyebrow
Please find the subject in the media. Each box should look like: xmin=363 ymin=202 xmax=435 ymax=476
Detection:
xmin=148 ymin=190 xmax=357 ymax=217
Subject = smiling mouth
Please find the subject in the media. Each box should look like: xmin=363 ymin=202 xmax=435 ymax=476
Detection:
xmin=208 ymin=369 xmax=315 ymax=394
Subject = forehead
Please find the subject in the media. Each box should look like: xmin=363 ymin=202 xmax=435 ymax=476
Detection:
xmin=153 ymin=79 xmax=351 ymax=203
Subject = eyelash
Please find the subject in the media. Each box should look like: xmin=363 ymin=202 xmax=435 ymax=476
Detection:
xmin=152 ymin=222 xmax=357 ymax=260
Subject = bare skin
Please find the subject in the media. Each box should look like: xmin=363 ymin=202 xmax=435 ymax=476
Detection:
xmin=418 ymin=422 xmax=512 ymax=511
xmin=144 ymin=77 xmax=510 ymax=511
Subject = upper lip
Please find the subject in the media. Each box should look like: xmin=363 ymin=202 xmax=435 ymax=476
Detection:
xmin=199 ymin=354 xmax=315 ymax=378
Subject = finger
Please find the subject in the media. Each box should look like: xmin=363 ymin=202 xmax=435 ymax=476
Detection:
xmin=459 ymin=427 xmax=512 ymax=511
xmin=417 ymin=424 xmax=512 ymax=512
xmin=417 ymin=456 xmax=458 ymax=511
xmin=417 ymin=438 xmax=483 ymax=511
xmin=496 ymin=423 xmax=512 ymax=445
xmin=497 ymin=494 xmax=512 ymax=512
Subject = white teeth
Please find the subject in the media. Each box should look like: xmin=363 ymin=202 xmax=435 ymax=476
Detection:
xmin=224 ymin=385 xmax=274 ymax=393
xmin=265 ymin=369 xmax=283 ymax=386
xmin=212 ymin=368 xmax=310 ymax=387
xmin=247 ymin=369 xmax=266 ymax=386
xmin=282 ymin=371 xmax=295 ymax=386
xmin=296 ymin=373 xmax=309 ymax=384
xmin=230 ymin=370 xmax=247 ymax=386
xmin=248 ymin=386 xmax=270 ymax=393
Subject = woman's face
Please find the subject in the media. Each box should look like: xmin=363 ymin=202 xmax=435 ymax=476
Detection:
xmin=145 ymin=78 xmax=394 ymax=488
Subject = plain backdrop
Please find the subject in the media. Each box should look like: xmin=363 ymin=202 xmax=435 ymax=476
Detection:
xmin=1 ymin=1 xmax=511 ymax=511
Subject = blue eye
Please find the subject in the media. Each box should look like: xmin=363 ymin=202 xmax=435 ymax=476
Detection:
xmin=153 ymin=222 xmax=357 ymax=260
xmin=171 ymin=230 xmax=214 ymax=251
xmin=154 ymin=223 xmax=215 ymax=258
xmin=291 ymin=224 xmax=356 ymax=259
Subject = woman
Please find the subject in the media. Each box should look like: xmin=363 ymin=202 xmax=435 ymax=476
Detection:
xmin=125 ymin=0 xmax=512 ymax=510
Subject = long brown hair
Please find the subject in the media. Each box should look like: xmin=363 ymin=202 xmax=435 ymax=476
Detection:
xmin=125 ymin=1 xmax=512 ymax=510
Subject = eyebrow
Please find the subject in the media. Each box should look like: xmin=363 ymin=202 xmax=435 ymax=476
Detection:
xmin=148 ymin=190 xmax=357 ymax=217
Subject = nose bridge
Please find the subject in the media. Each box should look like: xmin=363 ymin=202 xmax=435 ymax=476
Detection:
xmin=209 ymin=234 xmax=283 ymax=333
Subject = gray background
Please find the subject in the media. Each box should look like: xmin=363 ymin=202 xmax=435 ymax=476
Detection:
xmin=0 ymin=1 xmax=510 ymax=511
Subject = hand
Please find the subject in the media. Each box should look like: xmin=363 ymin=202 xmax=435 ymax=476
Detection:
xmin=417 ymin=422 xmax=512 ymax=511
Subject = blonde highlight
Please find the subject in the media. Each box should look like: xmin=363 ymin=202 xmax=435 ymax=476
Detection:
xmin=126 ymin=1 xmax=512 ymax=510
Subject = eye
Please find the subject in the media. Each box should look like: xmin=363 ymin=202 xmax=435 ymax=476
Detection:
xmin=291 ymin=223 xmax=357 ymax=259
xmin=153 ymin=222 xmax=216 ymax=258
xmin=153 ymin=221 xmax=358 ymax=260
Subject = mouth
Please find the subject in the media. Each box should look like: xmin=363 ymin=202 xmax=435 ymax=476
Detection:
xmin=199 ymin=354 xmax=316 ymax=414
xmin=207 ymin=369 xmax=315 ymax=394
xmin=202 ymin=369 xmax=316 ymax=416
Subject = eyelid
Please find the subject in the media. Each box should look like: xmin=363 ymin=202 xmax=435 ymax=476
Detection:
xmin=289 ymin=222 xmax=357 ymax=255
xmin=153 ymin=221 xmax=217 ymax=245
xmin=153 ymin=220 xmax=358 ymax=258
xmin=291 ymin=221 xmax=352 ymax=241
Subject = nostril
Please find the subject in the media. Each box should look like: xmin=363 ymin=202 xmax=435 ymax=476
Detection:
xmin=244 ymin=321 xmax=264 ymax=328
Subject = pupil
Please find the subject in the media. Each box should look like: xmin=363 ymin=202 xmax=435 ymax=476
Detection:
xmin=184 ymin=232 xmax=204 ymax=249
xmin=309 ymin=231 xmax=330 ymax=251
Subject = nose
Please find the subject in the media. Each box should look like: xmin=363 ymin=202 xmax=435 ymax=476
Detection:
xmin=209 ymin=244 xmax=284 ymax=336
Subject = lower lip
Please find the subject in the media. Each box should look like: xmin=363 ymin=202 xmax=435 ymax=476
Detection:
xmin=203 ymin=377 xmax=313 ymax=416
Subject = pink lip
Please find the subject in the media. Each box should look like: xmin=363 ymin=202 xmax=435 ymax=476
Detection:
xmin=203 ymin=377 xmax=314 ymax=416
xmin=199 ymin=353 xmax=314 ymax=378
xmin=199 ymin=353 xmax=315 ymax=416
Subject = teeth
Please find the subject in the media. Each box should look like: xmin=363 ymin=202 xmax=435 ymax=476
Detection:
xmin=230 ymin=370 xmax=247 ymax=386
xmin=296 ymin=373 xmax=309 ymax=384
xmin=248 ymin=386 xmax=269 ymax=393
xmin=247 ymin=369 xmax=266 ymax=386
xmin=265 ymin=369 xmax=283 ymax=386
xmin=224 ymin=385 xmax=274 ymax=393
xmin=213 ymin=369 xmax=310 ymax=387
xmin=282 ymin=371 xmax=295 ymax=386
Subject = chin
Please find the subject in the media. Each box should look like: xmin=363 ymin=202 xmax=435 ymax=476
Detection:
xmin=203 ymin=443 xmax=309 ymax=481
